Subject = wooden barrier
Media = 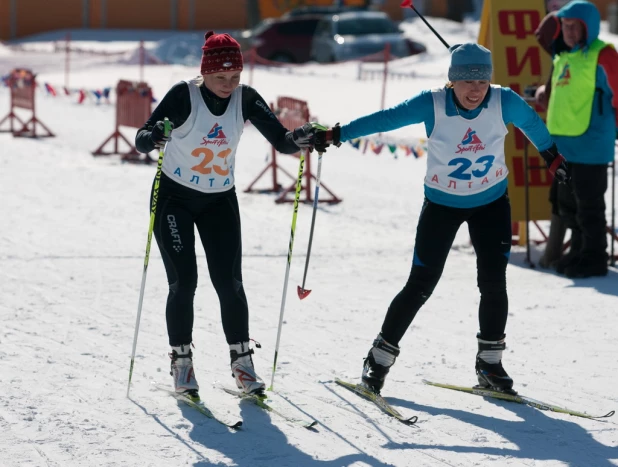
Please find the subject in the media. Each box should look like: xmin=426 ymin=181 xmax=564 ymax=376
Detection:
xmin=0 ymin=68 xmax=54 ymax=138
xmin=92 ymin=79 xmax=153 ymax=163
xmin=244 ymin=96 xmax=341 ymax=204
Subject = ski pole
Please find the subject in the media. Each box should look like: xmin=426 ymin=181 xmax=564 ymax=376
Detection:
xmin=269 ymin=148 xmax=307 ymax=391
xmin=400 ymin=0 xmax=451 ymax=49
xmin=127 ymin=117 xmax=172 ymax=398
xmin=297 ymin=151 xmax=324 ymax=300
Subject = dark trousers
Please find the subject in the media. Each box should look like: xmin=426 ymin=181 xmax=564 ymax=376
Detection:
xmin=153 ymin=174 xmax=249 ymax=346
xmin=380 ymin=192 xmax=512 ymax=346
xmin=557 ymin=163 xmax=608 ymax=262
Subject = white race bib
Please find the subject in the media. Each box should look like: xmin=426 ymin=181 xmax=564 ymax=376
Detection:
xmin=162 ymin=80 xmax=244 ymax=193
xmin=426 ymin=86 xmax=509 ymax=196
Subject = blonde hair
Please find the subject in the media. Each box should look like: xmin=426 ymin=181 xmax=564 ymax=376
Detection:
xmin=445 ymin=81 xmax=454 ymax=88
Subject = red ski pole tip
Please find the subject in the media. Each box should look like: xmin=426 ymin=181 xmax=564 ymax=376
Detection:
xmin=400 ymin=0 xmax=413 ymax=8
xmin=297 ymin=286 xmax=312 ymax=300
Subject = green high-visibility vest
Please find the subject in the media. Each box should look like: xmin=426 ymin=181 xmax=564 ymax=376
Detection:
xmin=547 ymin=39 xmax=610 ymax=136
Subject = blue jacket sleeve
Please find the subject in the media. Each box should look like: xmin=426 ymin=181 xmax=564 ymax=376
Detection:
xmin=340 ymin=90 xmax=435 ymax=142
xmin=501 ymin=87 xmax=553 ymax=151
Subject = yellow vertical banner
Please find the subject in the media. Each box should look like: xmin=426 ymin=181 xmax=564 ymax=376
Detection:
xmin=478 ymin=0 xmax=491 ymax=47
xmin=478 ymin=0 xmax=552 ymax=222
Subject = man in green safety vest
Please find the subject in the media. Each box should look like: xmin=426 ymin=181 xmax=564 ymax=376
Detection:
xmin=535 ymin=0 xmax=617 ymax=278
xmin=535 ymin=0 xmax=570 ymax=270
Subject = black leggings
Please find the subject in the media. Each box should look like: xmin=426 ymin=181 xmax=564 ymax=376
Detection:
xmin=153 ymin=174 xmax=249 ymax=346
xmin=381 ymin=192 xmax=512 ymax=346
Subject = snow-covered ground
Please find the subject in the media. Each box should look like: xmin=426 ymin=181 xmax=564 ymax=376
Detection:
xmin=1 ymin=18 xmax=617 ymax=467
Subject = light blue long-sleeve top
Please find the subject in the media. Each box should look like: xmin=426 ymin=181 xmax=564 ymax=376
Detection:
xmin=340 ymin=87 xmax=554 ymax=208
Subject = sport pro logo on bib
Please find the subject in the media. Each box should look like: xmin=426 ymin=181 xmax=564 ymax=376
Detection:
xmin=428 ymin=126 xmax=506 ymax=193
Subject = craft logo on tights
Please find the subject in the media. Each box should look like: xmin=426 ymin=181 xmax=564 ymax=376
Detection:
xmin=167 ymin=215 xmax=183 ymax=253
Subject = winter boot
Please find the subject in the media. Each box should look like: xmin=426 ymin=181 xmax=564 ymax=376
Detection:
xmin=475 ymin=334 xmax=514 ymax=393
xmin=539 ymin=214 xmax=567 ymax=269
xmin=565 ymin=255 xmax=608 ymax=278
xmin=555 ymin=229 xmax=582 ymax=274
xmin=230 ymin=341 xmax=265 ymax=395
xmin=361 ymin=334 xmax=400 ymax=394
xmin=169 ymin=343 xmax=199 ymax=398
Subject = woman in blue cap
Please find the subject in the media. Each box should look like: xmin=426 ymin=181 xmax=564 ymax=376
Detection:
xmin=315 ymin=43 xmax=569 ymax=394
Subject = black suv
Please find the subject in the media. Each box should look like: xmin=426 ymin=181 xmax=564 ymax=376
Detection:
xmin=237 ymin=16 xmax=323 ymax=63
xmin=282 ymin=5 xmax=369 ymax=17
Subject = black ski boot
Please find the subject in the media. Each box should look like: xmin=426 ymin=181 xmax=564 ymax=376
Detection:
xmin=361 ymin=334 xmax=400 ymax=394
xmin=475 ymin=334 xmax=515 ymax=394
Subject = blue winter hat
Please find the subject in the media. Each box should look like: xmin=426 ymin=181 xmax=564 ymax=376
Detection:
xmin=556 ymin=0 xmax=600 ymax=45
xmin=448 ymin=43 xmax=493 ymax=81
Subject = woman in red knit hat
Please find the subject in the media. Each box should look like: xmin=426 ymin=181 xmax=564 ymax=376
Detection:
xmin=136 ymin=31 xmax=322 ymax=399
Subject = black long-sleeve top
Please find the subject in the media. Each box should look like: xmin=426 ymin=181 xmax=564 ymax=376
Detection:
xmin=135 ymin=81 xmax=300 ymax=154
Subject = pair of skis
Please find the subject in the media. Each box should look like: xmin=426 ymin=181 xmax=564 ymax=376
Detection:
xmin=156 ymin=384 xmax=317 ymax=430
xmin=159 ymin=378 xmax=614 ymax=431
xmin=335 ymin=378 xmax=614 ymax=426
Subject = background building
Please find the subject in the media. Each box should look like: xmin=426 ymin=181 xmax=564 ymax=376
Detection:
xmin=0 ymin=0 xmax=616 ymax=41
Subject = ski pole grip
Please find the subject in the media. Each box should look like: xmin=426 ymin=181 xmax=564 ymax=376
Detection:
xmin=164 ymin=117 xmax=172 ymax=137
xmin=549 ymin=154 xmax=564 ymax=176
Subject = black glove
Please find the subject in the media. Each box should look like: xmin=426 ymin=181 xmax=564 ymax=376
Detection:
xmin=291 ymin=122 xmax=328 ymax=150
xmin=314 ymin=123 xmax=342 ymax=153
xmin=150 ymin=120 xmax=174 ymax=148
xmin=540 ymin=144 xmax=570 ymax=183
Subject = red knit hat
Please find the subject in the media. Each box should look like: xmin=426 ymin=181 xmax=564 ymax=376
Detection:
xmin=200 ymin=31 xmax=243 ymax=75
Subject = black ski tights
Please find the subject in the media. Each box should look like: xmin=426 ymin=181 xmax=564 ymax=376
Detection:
xmin=153 ymin=175 xmax=249 ymax=346
xmin=380 ymin=193 xmax=512 ymax=346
